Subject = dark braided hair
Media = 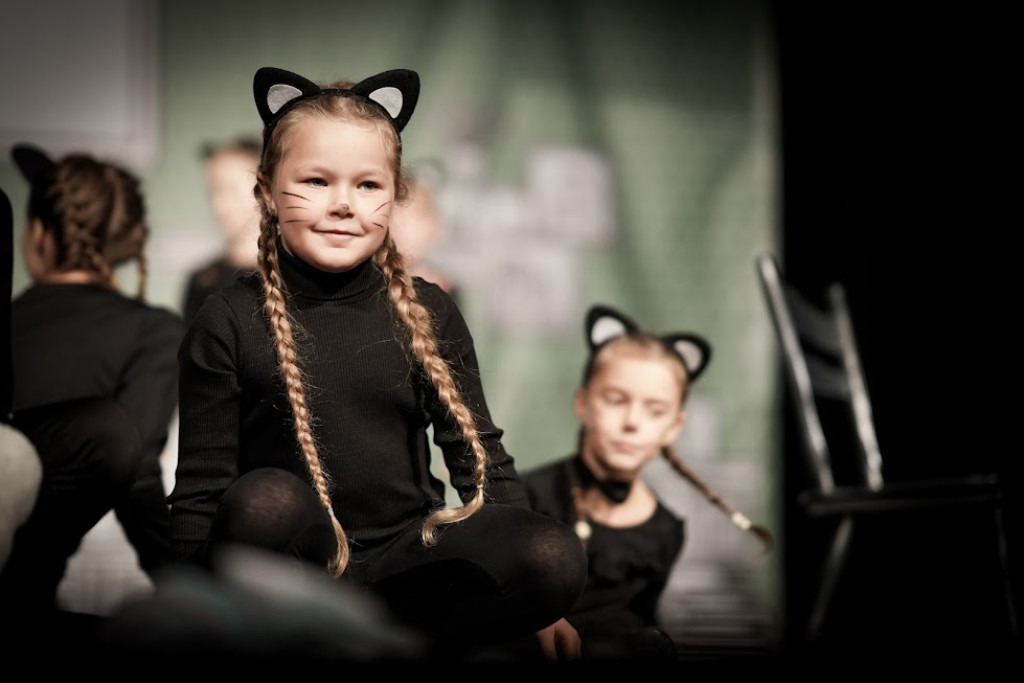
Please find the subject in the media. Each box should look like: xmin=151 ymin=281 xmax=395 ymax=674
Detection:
xmin=26 ymin=154 xmax=149 ymax=300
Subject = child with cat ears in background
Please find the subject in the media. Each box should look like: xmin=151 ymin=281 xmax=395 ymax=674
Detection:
xmin=521 ymin=304 xmax=773 ymax=660
xmin=1 ymin=145 xmax=184 ymax=625
xmin=167 ymin=66 xmax=587 ymax=662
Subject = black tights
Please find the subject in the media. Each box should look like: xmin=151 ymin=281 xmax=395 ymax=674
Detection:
xmin=204 ymin=467 xmax=588 ymax=657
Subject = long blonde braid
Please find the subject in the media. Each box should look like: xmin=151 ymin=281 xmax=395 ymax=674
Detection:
xmin=255 ymin=214 xmax=349 ymax=577
xmin=375 ymin=234 xmax=488 ymax=545
xmin=660 ymin=444 xmax=774 ymax=553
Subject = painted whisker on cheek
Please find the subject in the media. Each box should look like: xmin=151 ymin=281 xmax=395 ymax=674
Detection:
xmin=282 ymin=191 xmax=309 ymax=201
xmin=371 ymin=201 xmax=392 ymax=229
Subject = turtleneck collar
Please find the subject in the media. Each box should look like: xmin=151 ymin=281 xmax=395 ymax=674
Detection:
xmin=276 ymin=237 xmax=381 ymax=301
xmin=573 ymin=454 xmax=634 ymax=504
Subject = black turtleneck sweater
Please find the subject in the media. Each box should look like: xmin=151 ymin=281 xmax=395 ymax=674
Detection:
xmin=169 ymin=245 xmax=529 ymax=562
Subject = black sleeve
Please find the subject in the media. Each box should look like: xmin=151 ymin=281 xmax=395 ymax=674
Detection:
xmin=169 ymin=291 xmax=246 ymax=562
xmin=115 ymin=307 xmax=185 ymax=462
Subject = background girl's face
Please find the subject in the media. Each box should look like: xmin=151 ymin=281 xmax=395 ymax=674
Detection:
xmin=206 ymin=148 xmax=261 ymax=245
xmin=260 ymin=116 xmax=394 ymax=273
xmin=576 ymin=351 xmax=685 ymax=480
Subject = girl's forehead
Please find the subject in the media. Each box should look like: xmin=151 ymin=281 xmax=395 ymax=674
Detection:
xmin=279 ymin=118 xmax=393 ymax=173
xmin=591 ymin=355 xmax=684 ymax=393
xmin=288 ymin=117 xmax=386 ymax=148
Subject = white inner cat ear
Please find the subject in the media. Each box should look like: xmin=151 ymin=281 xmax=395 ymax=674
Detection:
xmin=367 ymin=86 xmax=403 ymax=120
xmin=673 ymin=340 xmax=703 ymax=374
xmin=267 ymin=84 xmax=304 ymax=115
xmin=591 ymin=316 xmax=627 ymax=347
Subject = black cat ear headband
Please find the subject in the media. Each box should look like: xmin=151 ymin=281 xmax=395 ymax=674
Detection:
xmin=11 ymin=144 xmax=55 ymax=189
xmin=253 ymin=67 xmax=420 ymax=138
xmin=584 ymin=304 xmax=712 ymax=383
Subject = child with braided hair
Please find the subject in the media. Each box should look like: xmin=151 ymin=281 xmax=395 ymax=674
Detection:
xmin=168 ymin=66 xmax=586 ymax=662
xmin=1 ymin=145 xmax=184 ymax=624
xmin=522 ymin=304 xmax=773 ymax=660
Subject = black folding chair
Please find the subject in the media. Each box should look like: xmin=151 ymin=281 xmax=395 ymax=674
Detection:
xmin=755 ymin=251 xmax=1017 ymax=652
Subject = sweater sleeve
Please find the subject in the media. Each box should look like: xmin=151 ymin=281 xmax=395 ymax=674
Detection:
xmin=115 ymin=307 xmax=185 ymax=462
xmin=419 ymin=282 xmax=529 ymax=509
xmin=168 ymin=291 xmax=245 ymax=563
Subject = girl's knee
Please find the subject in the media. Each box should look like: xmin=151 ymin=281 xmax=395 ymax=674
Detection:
xmin=516 ymin=514 xmax=588 ymax=609
xmin=211 ymin=468 xmax=331 ymax=557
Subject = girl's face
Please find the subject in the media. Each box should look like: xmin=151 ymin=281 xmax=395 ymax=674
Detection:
xmin=259 ymin=116 xmax=394 ymax=273
xmin=576 ymin=352 xmax=685 ymax=480
xmin=206 ymin=148 xmax=261 ymax=244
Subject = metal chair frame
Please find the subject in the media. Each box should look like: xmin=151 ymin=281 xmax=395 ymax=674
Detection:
xmin=755 ymin=251 xmax=1017 ymax=644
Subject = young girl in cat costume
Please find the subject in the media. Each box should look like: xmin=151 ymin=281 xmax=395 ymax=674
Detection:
xmin=168 ymin=66 xmax=587 ymax=662
xmin=522 ymin=304 xmax=773 ymax=660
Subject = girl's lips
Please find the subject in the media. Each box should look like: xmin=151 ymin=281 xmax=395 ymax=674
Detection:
xmin=318 ymin=229 xmax=359 ymax=238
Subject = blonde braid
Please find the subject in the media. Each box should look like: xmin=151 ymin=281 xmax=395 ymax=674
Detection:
xmin=375 ymin=234 xmax=487 ymax=545
xmin=660 ymin=445 xmax=774 ymax=553
xmin=256 ymin=217 xmax=349 ymax=577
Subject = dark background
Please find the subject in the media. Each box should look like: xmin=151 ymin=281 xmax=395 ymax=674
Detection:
xmin=772 ymin=3 xmax=1018 ymax=658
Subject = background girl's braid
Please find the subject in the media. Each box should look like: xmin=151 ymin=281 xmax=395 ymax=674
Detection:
xmin=375 ymin=235 xmax=487 ymax=545
xmin=256 ymin=216 xmax=349 ymax=577
xmin=81 ymin=237 xmax=114 ymax=287
xmin=103 ymin=164 xmax=147 ymax=300
xmin=49 ymin=161 xmax=106 ymax=279
xmin=660 ymin=445 xmax=774 ymax=553
xmin=133 ymin=250 xmax=148 ymax=302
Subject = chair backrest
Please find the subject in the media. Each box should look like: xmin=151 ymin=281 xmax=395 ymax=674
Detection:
xmin=755 ymin=252 xmax=883 ymax=494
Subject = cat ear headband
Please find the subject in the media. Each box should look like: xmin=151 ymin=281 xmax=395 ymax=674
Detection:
xmin=585 ymin=304 xmax=712 ymax=382
xmin=11 ymin=144 xmax=55 ymax=188
xmin=253 ymin=67 xmax=420 ymax=138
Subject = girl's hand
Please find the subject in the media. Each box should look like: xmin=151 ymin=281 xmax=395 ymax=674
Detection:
xmin=535 ymin=617 xmax=581 ymax=662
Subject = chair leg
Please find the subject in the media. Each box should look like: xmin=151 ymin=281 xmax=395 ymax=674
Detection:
xmin=992 ymin=507 xmax=1019 ymax=638
xmin=808 ymin=515 xmax=853 ymax=643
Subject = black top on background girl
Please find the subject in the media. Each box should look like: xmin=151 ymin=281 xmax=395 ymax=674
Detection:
xmin=0 ymin=145 xmax=184 ymax=619
xmin=522 ymin=305 xmax=773 ymax=660
xmin=167 ymin=66 xmax=586 ymax=662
